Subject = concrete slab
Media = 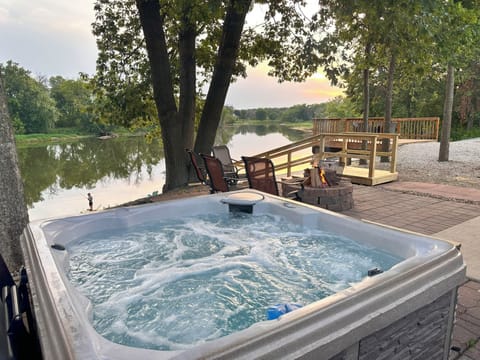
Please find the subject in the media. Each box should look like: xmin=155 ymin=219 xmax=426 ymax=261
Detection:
xmin=435 ymin=216 xmax=480 ymax=281
xmin=382 ymin=181 xmax=480 ymax=203
xmin=338 ymin=182 xmax=480 ymax=360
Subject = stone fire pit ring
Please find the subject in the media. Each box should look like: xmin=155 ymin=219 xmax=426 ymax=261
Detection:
xmin=281 ymin=179 xmax=354 ymax=212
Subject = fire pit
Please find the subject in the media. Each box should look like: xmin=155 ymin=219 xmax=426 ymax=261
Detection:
xmin=281 ymin=167 xmax=354 ymax=211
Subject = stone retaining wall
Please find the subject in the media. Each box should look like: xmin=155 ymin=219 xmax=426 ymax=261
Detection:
xmin=281 ymin=180 xmax=354 ymax=211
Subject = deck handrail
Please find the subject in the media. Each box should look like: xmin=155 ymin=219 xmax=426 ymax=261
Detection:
xmin=313 ymin=117 xmax=439 ymax=141
xmin=236 ymin=132 xmax=399 ymax=179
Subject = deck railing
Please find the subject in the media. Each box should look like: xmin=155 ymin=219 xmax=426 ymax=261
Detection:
xmin=236 ymin=132 xmax=399 ymax=180
xmin=313 ymin=117 xmax=439 ymax=141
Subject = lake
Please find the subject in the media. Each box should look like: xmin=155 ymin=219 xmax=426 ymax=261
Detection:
xmin=18 ymin=125 xmax=306 ymax=221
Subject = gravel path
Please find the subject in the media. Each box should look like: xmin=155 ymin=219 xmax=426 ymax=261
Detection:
xmin=388 ymin=138 xmax=480 ymax=188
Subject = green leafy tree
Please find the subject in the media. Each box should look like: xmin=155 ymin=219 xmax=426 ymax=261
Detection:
xmin=1 ymin=61 xmax=58 ymax=134
xmin=323 ymin=96 xmax=360 ymax=118
xmin=234 ymin=109 xmax=248 ymax=120
xmin=256 ymin=108 xmax=267 ymax=120
xmin=317 ymin=0 xmax=480 ymax=163
xmin=316 ymin=1 xmax=384 ymax=132
xmin=317 ymin=1 xmax=438 ymax=130
xmin=92 ymin=0 xmax=322 ymax=191
xmin=436 ymin=1 xmax=479 ymax=161
xmin=219 ymin=106 xmax=236 ymax=125
xmin=456 ymin=61 xmax=480 ymax=128
xmin=49 ymin=76 xmax=95 ymax=130
xmin=280 ymin=104 xmax=314 ymax=122
xmin=266 ymin=108 xmax=281 ymax=120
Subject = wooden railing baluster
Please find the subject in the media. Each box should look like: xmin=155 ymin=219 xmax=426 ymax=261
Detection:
xmin=313 ymin=117 xmax=439 ymax=141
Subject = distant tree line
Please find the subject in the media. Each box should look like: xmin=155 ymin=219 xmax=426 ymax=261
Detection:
xmin=2 ymin=55 xmax=479 ymax=135
xmin=0 ymin=60 xmax=362 ymax=134
xmin=0 ymin=61 xmax=100 ymax=135
xmin=232 ymin=97 xmax=360 ymax=122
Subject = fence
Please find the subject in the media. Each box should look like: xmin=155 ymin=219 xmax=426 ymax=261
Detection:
xmin=313 ymin=117 xmax=439 ymax=141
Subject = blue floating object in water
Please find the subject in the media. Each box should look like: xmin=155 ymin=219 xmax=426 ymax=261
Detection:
xmin=267 ymin=303 xmax=303 ymax=320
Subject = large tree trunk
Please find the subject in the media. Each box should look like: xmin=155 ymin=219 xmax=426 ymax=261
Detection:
xmin=362 ymin=46 xmax=370 ymax=132
xmin=137 ymin=0 xmax=250 ymax=190
xmin=439 ymin=64 xmax=454 ymax=162
xmin=381 ymin=52 xmax=396 ymax=162
xmin=195 ymin=0 xmax=252 ymax=154
xmin=362 ymin=68 xmax=370 ymax=130
xmin=136 ymin=0 xmax=189 ymax=190
xmin=178 ymin=2 xmax=196 ymax=150
xmin=178 ymin=3 xmax=197 ymax=182
xmin=0 ymin=73 xmax=29 ymax=272
xmin=360 ymin=43 xmax=371 ymax=165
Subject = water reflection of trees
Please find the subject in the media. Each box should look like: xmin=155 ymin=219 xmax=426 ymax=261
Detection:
xmin=17 ymin=137 xmax=164 ymax=206
xmin=215 ymin=124 xmax=306 ymax=145
xmin=18 ymin=126 xmax=306 ymax=207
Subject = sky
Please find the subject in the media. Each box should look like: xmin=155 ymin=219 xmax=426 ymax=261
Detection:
xmin=0 ymin=0 xmax=343 ymax=109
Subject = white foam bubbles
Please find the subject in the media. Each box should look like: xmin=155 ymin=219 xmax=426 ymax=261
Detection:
xmin=67 ymin=213 xmax=401 ymax=351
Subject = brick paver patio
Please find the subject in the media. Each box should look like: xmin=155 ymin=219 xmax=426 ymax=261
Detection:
xmin=341 ymin=183 xmax=480 ymax=359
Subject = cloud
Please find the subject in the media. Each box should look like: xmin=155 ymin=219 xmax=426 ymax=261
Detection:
xmin=0 ymin=0 xmax=342 ymax=108
xmin=0 ymin=7 xmax=8 ymax=24
xmin=0 ymin=0 xmax=93 ymax=29
xmin=0 ymin=0 xmax=97 ymax=77
xmin=226 ymin=64 xmax=344 ymax=109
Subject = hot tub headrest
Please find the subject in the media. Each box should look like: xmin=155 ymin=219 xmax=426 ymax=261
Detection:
xmin=221 ymin=192 xmax=264 ymax=206
xmin=221 ymin=192 xmax=265 ymax=214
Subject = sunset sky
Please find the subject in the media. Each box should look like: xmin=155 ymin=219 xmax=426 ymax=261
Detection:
xmin=0 ymin=0 xmax=343 ymax=109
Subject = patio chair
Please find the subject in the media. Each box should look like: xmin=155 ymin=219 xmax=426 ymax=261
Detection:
xmin=241 ymin=156 xmax=280 ymax=196
xmin=242 ymin=156 xmax=303 ymax=200
xmin=201 ymin=154 xmax=237 ymax=193
xmin=0 ymin=254 xmax=41 ymax=359
xmin=185 ymin=148 xmax=207 ymax=184
xmin=212 ymin=145 xmax=239 ymax=185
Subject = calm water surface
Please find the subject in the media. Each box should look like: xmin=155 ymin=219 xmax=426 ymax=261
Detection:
xmin=19 ymin=125 xmax=305 ymax=221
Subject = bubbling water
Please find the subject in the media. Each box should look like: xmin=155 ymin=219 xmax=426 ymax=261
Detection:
xmin=67 ymin=213 xmax=401 ymax=351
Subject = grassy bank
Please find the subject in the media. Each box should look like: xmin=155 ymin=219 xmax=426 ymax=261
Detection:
xmin=15 ymin=132 xmax=93 ymax=146
xmin=14 ymin=127 xmax=141 ymax=146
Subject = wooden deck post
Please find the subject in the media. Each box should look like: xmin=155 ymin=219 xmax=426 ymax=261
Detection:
xmin=341 ymin=137 xmax=348 ymax=165
xmin=287 ymin=152 xmax=292 ymax=177
xmin=390 ymin=134 xmax=398 ymax=173
xmin=368 ymin=136 xmax=377 ymax=178
xmin=319 ymin=135 xmax=326 ymax=161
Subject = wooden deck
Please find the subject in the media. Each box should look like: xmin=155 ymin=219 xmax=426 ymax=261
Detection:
xmin=398 ymin=138 xmax=433 ymax=145
xmin=239 ymin=132 xmax=401 ymax=186
xmin=341 ymin=166 xmax=398 ymax=186
xmin=275 ymin=166 xmax=398 ymax=186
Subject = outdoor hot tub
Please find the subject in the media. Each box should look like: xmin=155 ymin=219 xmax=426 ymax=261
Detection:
xmin=21 ymin=190 xmax=465 ymax=360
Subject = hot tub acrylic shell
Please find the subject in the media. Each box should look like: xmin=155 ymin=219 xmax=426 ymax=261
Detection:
xmin=21 ymin=190 xmax=466 ymax=360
